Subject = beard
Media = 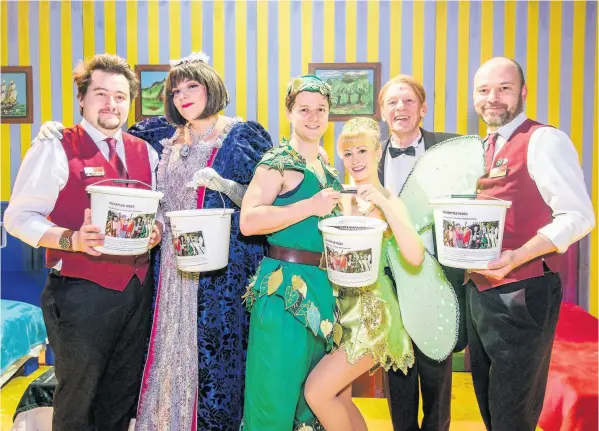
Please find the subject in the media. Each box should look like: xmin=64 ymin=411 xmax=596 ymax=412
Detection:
xmin=480 ymin=97 xmax=524 ymax=128
xmin=97 ymin=112 xmax=122 ymax=130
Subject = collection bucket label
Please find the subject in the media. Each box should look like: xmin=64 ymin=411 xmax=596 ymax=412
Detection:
xmin=172 ymin=228 xmax=210 ymax=271
xmin=435 ymin=203 xmax=507 ymax=269
xmin=173 ymin=230 xmax=207 ymax=257
xmin=102 ymin=204 xmax=156 ymax=253
xmin=324 ymin=236 xmax=378 ymax=287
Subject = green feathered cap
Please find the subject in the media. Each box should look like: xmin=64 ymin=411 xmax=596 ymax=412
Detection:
xmin=286 ymin=74 xmax=332 ymax=101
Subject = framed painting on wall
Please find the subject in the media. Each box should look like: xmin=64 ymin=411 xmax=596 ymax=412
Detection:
xmin=1 ymin=66 xmax=33 ymax=124
xmin=134 ymin=65 xmax=171 ymax=121
xmin=308 ymin=62 xmax=381 ymax=122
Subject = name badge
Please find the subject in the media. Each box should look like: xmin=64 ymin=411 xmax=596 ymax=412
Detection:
xmin=84 ymin=167 xmax=105 ymax=177
xmin=489 ymin=161 xmax=508 ymax=179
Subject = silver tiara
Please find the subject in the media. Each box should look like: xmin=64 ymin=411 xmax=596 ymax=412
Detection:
xmin=169 ymin=52 xmax=210 ymax=67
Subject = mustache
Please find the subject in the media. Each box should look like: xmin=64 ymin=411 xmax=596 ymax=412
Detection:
xmin=483 ymin=103 xmax=508 ymax=111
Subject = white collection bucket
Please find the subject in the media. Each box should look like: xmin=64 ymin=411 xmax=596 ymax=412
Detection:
xmin=318 ymin=216 xmax=388 ymax=288
xmin=86 ymin=183 xmax=164 ymax=256
xmin=166 ymin=208 xmax=235 ymax=273
xmin=430 ymin=197 xmax=512 ymax=269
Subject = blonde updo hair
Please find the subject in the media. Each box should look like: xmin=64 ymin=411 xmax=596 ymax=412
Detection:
xmin=337 ymin=117 xmax=381 ymax=155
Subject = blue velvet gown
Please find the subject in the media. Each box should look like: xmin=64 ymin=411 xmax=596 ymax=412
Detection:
xmin=128 ymin=116 xmax=272 ymax=431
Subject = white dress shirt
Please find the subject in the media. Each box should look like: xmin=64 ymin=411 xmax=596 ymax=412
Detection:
xmin=384 ymin=134 xmax=424 ymax=198
xmin=4 ymin=119 xmax=161 ymax=253
xmin=383 ymin=134 xmax=436 ymax=254
xmin=486 ymin=113 xmax=595 ymax=253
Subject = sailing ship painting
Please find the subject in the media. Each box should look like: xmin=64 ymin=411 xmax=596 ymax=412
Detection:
xmin=2 ymin=79 xmax=22 ymax=115
xmin=0 ymin=67 xmax=33 ymax=123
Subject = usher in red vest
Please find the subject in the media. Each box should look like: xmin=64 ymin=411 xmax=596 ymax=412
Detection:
xmin=470 ymin=119 xmax=561 ymax=291
xmin=46 ymin=124 xmax=152 ymax=291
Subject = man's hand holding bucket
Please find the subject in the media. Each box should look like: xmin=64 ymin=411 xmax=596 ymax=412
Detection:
xmin=471 ymin=234 xmax=557 ymax=280
xmin=72 ymin=209 xmax=104 ymax=256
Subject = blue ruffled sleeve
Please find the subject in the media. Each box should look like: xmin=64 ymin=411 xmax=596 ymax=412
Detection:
xmin=126 ymin=116 xmax=176 ymax=292
xmin=212 ymin=121 xmax=274 ymax=185
xmin=127 ymin=116 xmax=176 ymax=157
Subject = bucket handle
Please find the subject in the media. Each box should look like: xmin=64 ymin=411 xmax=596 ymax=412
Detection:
xmin=448 ymin=194 xmax=477 ymax=199
xmin=217 ymin=190 xmax=227 ymax=215
xmin=438 ymin=193 xmax=506 ymax=202
xmin=204 ymin=178 xmax=229 ymax=216
xmin=90 ymin=178 xmax=153 ymax=190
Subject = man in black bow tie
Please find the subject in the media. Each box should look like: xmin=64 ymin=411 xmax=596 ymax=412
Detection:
xmin=378 ymin=74 xmax=465 ymax=431
xmin=388 ymin=144 xmax=417 ymax=158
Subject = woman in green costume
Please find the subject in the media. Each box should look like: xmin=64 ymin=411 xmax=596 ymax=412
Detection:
xmin=240 ymin=75 xmax=343 ymax=431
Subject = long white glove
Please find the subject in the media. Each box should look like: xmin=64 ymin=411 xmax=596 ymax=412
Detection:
xmin=33 ymin=121 xmax=65 ymax=143
xmin=186 ymin=167 xmax=247 ymax=207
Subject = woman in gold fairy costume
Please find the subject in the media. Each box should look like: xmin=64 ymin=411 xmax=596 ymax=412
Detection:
xmin=304 ymin=117 xmax=424 ymax=431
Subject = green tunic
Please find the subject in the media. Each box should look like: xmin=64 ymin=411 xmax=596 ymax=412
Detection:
xmin=242 ymin=143 xmax=342 ymax=431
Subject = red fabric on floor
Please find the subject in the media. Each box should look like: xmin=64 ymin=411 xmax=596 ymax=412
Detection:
xmin=539 ymin=302 xmax=598 ymax=431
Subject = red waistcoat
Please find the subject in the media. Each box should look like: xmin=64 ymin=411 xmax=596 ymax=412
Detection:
xmin=470 ymin=119 xmax=561 ymax=291
xmin=46 ymin=124 xmax=152 ymax=291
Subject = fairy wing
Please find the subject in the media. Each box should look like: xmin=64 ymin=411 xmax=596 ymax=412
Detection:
xmin=386 ymin=239 xmax=459 ymax=361
xmin=387 ymin=135 xmax=484 ymax=361
xmin=398 ymin=135 xmax=485 ymax=234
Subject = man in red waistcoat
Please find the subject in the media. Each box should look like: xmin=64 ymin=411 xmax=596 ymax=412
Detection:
xmin=4 ymin=54 xmax=162 ymax=431
xmin=466 ymin=57 xmax=595 ymax=430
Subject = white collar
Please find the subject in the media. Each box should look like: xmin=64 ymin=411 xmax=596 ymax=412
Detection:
xmin=80 ymin=118 xmax=123 ymax=144
xmin=389 ymin=133 xmax=422 ymax=149
xmin=486 ymin=112 xmax=527 ymax=140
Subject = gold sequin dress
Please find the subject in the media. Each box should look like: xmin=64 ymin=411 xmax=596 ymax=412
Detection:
xmin=337 ymin=234 xmax=415 ymax=374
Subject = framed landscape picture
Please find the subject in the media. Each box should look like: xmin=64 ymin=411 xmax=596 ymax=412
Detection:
xmin=308 ymin=62 xmax=381 ymax=121
xmin=1 ymin=66 xmax=33 ymax=124
xmin=135 ymin=64 xmax=171 ymax=121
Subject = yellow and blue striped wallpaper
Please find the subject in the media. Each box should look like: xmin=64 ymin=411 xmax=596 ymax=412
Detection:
xmin=1 ymin=0 xmax=597 ymax=314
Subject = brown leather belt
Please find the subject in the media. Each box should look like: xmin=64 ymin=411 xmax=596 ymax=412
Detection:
xmin=268 ymin=244 xmax=326 ymax=268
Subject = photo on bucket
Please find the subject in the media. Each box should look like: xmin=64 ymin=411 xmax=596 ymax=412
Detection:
xmin=167 ymin=208 xmax=235 ymax=273
xmin=442 ymin=220 xmax=500 ymax=250
xmin=86 ymin=184 xmax=163 ymax=255
xmin=430 ymin=198 xmax=511 ymax=270
xmin=173 ymin=231 xmax=206 ymax=257
xmin=319 ymin=216 xmax=388 ymax=288
xmin=105 ymin=211 xmax=156 ymax=239
xmin=325 ymin=246 xmax=373 ymax=274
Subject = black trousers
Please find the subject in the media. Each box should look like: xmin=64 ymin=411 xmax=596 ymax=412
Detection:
xmin=383 ymin=264 xmax=465 ymax=431
xmin=40 ymin=272 xmax=153 ymax=431
xmin=384 ymin=345 xmax=453 ymax=431
xmin=465 ymin=272 xmax=562 ymax=431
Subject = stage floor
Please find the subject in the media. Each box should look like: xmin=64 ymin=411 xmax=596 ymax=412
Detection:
xmin=1 ymin=366 xmax=542 ymax=431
